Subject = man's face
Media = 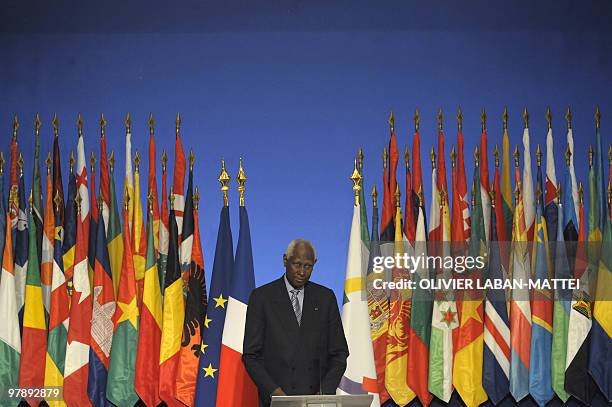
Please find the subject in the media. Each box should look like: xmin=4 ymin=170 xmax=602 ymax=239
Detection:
xmin=283 ymin=243 xmax=316 ymax=289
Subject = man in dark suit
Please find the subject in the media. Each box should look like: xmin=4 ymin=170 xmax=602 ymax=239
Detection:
xmin=242 ymin=239 xmax=349 ymax=406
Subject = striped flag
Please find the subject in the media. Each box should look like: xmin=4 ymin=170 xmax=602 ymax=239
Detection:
xmin=64 ymin=129 xmax=93 ymax=407
xmin=501 ymin=113 xmax=514 ymax=240
xmin=134 ymin=191 xmax=163 ymax=407
xmin=107 ymin=152 xmax=123 ymax=298
xmin=33 ymin=119 xmax=44 ymax=263
xmin=0 ymin=209 xmax=20 ymax=397
xmin=545 ymin=122 xmax=558 ymax=242
xmin=158 ymin=150 xmax=170 ymax=291
xmin=217 ymin=186 xmax=259 ymax=407
xmin=336 ymin=168 xmax=379 ymax=406
xmin=87 ymin=198 xmax=116 ymax=407
xmin=194 ymin=180 xmax=234 ymax=407
xmin=159 ymin=190 xmax=186 ymax=407
xmin=132 ymin=152 xmax=146 ymax=306
xmin=42 ymin=154 xmax=55 ymax=317
xmin=528 ymin=186 xmax=554 ymax=407
xmin=15 ymin=154 xmax=28 ymax=333
xmin=523 ymin=123 xmax=536 ymax=241
xmin=173 ymin=116 xmax=187 ymax=239
xmin=179 ymin=152 xmax=195 ymax=284
xmin=106 ymin=194 xmax=140 ymax=407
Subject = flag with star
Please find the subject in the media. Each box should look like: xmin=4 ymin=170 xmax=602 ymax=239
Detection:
xmin=87 ymin=198 xmax=116 ymax=407
xmin=106 ymin=193 xmax=139 ymax=407
xmin=134 ymin=192 xmax=163 ymax=407
xmin=194 ymin=201 xmax=234 ymax=407
xmin=175 ymin=186 xmax=207 ymax=407
xmin=159 ymin=191 xmax=186 ymax=407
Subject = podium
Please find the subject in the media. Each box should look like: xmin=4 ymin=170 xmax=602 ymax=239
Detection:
xmin=271 ymin=394 xmax=373 ymax=407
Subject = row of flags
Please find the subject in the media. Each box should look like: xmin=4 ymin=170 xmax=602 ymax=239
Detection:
xmin=338 ymin=108 xmax=612 ymax=407
xmin=0 ymin=113 xmax=258 ymax=407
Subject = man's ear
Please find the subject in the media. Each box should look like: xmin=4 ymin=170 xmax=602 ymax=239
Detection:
xmin=313 ymin=258 xmax=318 ymax=265
xmin=283 ymin=254 xmax=288 ymax=267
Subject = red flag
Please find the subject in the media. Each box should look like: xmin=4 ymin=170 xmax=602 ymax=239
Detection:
xmin=404 ymin=146 xmax=416 ymax=243
xmin=456 ymin=128 xmax=471 ymax=241
xmin=412 ymin=128 xmax=425 ymax=212
xmin=388 ymin=113 xmax=399 ymax=222
xmin=173 ymin=116 xmax=187 ymax=240
xmin=480 ymin=126 xmax=491 ymax=241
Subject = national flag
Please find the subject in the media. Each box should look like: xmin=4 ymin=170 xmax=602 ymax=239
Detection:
xmin=536 ymin=145 xmax=545 ymax=217
xmin=180 ymin=151 xmax=195 ymax=284
xmin=64 ymin=127 xmax=93 ymax=407
xmin=493 ymin=146 xmax=510 ymax=271
xmin=388 ymin=112 xmax=399 ymax=225
xmin=173 ymin=114 xmax=187 ymax=238
xmin=456 ymin=122 xmax=471 ymax=241
xmin=19 ymin=198 xmax=48 ymax=405
xmin=135 ymin=190 xmax=163 ymax=407
xmin=159 ymin=150 xmax=170 ymax=291
xmin=452 ymin=155 xmax=487 ymax=407
xmin=87 ymin=198 xmax=116 ymax=407
xmin=480 ymin=114 xmax=491 ymax=242
xmin=482 ymin=186 xmax=510 ymax=405
xmin=365 ymin=186 xmax=390 ymax=403
xmin=566 ymin=112 xmax=580 ymax=224
xmin=0 ymin=152 xmax=5 ymax=268
xmin=501 ymin=110 xmax=514 ymax=240
xmin=148 ymin=114 xmax=160 ymax=252
xmin=437 ymin=114 xmax=449 ymax=210
xmin=384 ymin=187 xmax=415 ymax=405
xmin=380 ymin=134 xmax=394 ymax=242
xmin=508 ymin=153 xmax=532 ymax=402
xmin=175 ymin=187 xmax=208 ymax=407
xmin=194 ymin=169 xmax=234 ymax=407
xmin=528 ymin=185 xmax=554 ymax=407
xmin=594 ymin=108 xmax=606 ymax=233
xmin=15 ymin=154 xmax=28 ymax=333
xmin=33 ymin=116 xmax=44 ymax=263
xmin=45 ymin=188 xmax=70 ymax=407
xmin=99 ymin=114 xmax=111 ymax=233
xmin=404 ymin=146 xmax=416 ymax=243
xmin=522 ymin=117 xmax=536 ymax=241
xmin=41 ymin=154 xmax=55 ymax=317
xmin=52 ymin=113 xmax=65 ymax=237
xmin=0 ymin=208 xmax=20 ymax=400
xmin=336 ymin=166 xmax=379 ymax=406
xmin=132 ymin=152 xmax=146 ymax=305
xmin=107 ymin=152 xmax=123 ymax=297
xmin=89 ymin=152 xmax=99 ymax=288
xmin=124 ymin=114 xmax=134 ymax=231
xmin=159 ymin=190 xmax=186 ymax=407
xmin=9 ymin=116 xmax=19 ymax=235
xmin=106 ymin=192 xmax=140 ymax=407
xmin=428 ymin=149 xmax=440 ymax=242
xmin=545 ymin=118 xmax=558 ymax=242
xmin=412 ymin=115 xmax=427 ymax=231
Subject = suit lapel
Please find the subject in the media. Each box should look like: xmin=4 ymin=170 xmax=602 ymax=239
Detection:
xmin=271 ymin=277 xmax=301 ymax=334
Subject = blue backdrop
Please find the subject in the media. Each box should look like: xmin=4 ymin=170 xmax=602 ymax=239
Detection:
xmin=1 ymin=0 xmax=611 ymax=303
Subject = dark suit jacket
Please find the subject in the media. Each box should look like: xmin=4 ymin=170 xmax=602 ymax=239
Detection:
xmin=242 ymin=277 xmax=349 ymax=406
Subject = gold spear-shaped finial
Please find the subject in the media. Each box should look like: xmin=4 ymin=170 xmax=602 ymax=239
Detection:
xmin=430 ymin=146 xmax=436 ymax=169
xmin=372 ymin=184 xmax=378 ymax=208
xmin=125 ymin=112 xmax=132 ymax=132
xmin=451 ymin=145 xmax=457 ymax=169
xmin=481 ymin=108 xmax=487 ymax=132
xmin=0 ymin=152 xmax=5 ymax=175
xmin=546 ymin=107 xmax=552 ymax=129
xmin=53 ymin=190 xmax=61 ymax=212
xmin=194 ymin=186 xmax=200 ymax=211
xmin=536 ymin=144 xmax=542 ymax=168
xmin=578 ymin=182 xmax=584 ymax=205
xmin=169 ymin=186 xmax=175 ymax=210
xmin=565 ymin=144 xmax=571 ymax=167
xmin=219 ymin=159 xmax=230 ymax=207
xmin=147 ymin=187 xmax=154 ymax=214
xmin=388 ymin=111 xmax=395 ymax=132
xmin=474 ymin=145 xmax=480 ymax=168
xmin=503 ymin=107 xmax=509 ymax=130
xmin=351 ymin=159 xmax=362 ymax=206
xmin=69 ymin=150 xmax=75 ymax=174
xmin=565 ymin=106 xmax=572 ymax=129
xmin=457 ymin=107 xmax=463 ymax=131
xmin=188 ymin=149 xmax=195 ymax=172
xmin=149 ymin=112 xmax=154 ymax=135
xmin=77 ymin=113 xmax=83 ymax=138
xmin=134 ymin=150 xmax=140 ymax=173
xmin=382 ymin=146 xmax=387 ymax=170
xmin=557 ymin=182 xmax=562 ymax=205
xmin=161 ymin=149 xmax=168 ymax=174
xmin=394 ymin=184 xmax=401 ymax=208
xmin=523 ymin=107 xmax=529 ymax=129
xmin=514 ymin=145 xmax=520 ymax=168
xmin=237 ymin=158 xmax=247 ymax=207
xmin=589 ymin=145 xmax=594 ymax=168
xmin=414 ymin=108 xmax=420 ymax=132
xmin=46 ymin=152 xmax=52 ymax=175
xmin=18 ymin=151 xmax=24 ymax=177
xmin=35 ymin=112 xmax=41 ymax=137
xmin=176 ymin=112 xmax=181 ymax=137
xmin=535 ymin=179 xmax=542 ymax=205
xmin=90 ymin=151 xmax=96 ymax=173
xmin=123 ymin=185 xmax=130 ymax=212
xmin=12 ymin=114 xmax=19 ymax=140
xmin=595 ymin=106 xmax=601 ymax=129
xmin=404 ymin=145 xmax=410 ymax=171
xmin=109 ymin=151 xmax=115 ymax=173
xmin=52 ymin=113 xmax=59 ymax=136
xmin=494 ymin=144 xmax=500 ymax=168
xmin=358 ymin=146 xmax=364 ymax=173
xmin=437 ymin=108 xmax=443 ymax=131
xmin=439 ymin=187 xmax=447 ymax=207
xmin=100 ymin=113 xmax=106 ymax=134
xmin=75 ymin=192 xmax=82 ymax=215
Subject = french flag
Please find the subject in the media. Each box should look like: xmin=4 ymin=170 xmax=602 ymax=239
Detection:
xmin=216 ymin=205 xmax=259 ymax=406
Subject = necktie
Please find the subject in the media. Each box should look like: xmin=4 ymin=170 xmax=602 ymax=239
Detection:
xmin=290 ymin=289 xmax=302 ymax=326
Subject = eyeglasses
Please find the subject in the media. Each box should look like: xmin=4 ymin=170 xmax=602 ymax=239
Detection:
xmin=291 ymin=261 xmax=314 ymax=271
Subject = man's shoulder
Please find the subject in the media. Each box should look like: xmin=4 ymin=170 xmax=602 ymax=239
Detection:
xmin=305 ymin=281 xmax=336 ymax=301
xmin=250 ymin=277 xmax=284 ymax=299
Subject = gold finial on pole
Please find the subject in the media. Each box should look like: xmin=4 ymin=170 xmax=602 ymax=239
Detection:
xmin=404 ymin=145 xmax=410 ymax=171
xmin=0 ymin=152 xmax=5 ymax=175
xmin=100 ymin=113 xmax=106 ymax=133
xmin=595 ymin=106 xmax=601 ymax=129
xmin=546 ymin=107 xmax=552 ymax=129
xmin=147 ymin=187 xmax=154 ymax=214
xmin=123 ymin=185 xmax=130 ymax=212
xmin=169 ymin=187 xmax=175 ymax=210
xmin=125 ymin=112 xmax=132 ymax=132
xmin=90 ymin=151 xmax=96 ymax=173
xmin=557 ymin=182 xmax=562 ymax=205
xmin=417 ymin=190 xmax=424 ymax=208
xmin=414 ymin=108 xmax=420 ymax=132
xmin=578 ymin=182 xmax=584 ymax=205
xmin=35 ymin=112 xmax=41 ymax=137
xmin=29 ymin=190 xmax=33 ymax=213
xmin=219 ymin=159 xmax=230 ymax=207
xmin=75 ymin=192 xmax=82 ymax=215
xmin=350 ymin=159 xmax=363 ymax=206
xmin=18 ymin=152 xmax=24 ymax=177
xmin=481 ymin=108 xmax=487 ymax=132
xmin=437 ymin=108 xmax=443 ymax=131
xmin=494 ymin=144 xmax=500 ymax=168
xmin=53 ymin=190 xmax=61 ymax=212
xmin=134 ymin=150 xmax=140 ymax=173
xmin=474 ymin=145 xmax=480 ymax=168
xmin=237 ymin=158 xmax=247 ymax=207
xmin=565 ymin=106 xmax=572 ymax=129
xmin=8 ymin=188 xmax=17 ymax=216
xmin=161 ymin=149 xmax=168 ymax=174
xmin=109 ymin=151 xmax=115 ymax=173
xmin=514 ymin=145 xmax=520 ymax=168
xmin=439 ymin=187 xmax=447 ymax=207
xmin=565 ymin=144 xmax=571 ymax=167
xmin=53 ymin=113 xmax=59 ymax=137
xmin=188 ymin=149 xmax=195 ymax=172
xmin=12 ymin=114 xmax=19 ymax=140
xmin=382 ymin=146 xmax=387 ymax=170
xmin=451 ymin=145 xmax=457 ymax=169
xmin=388 ymin=111 xmax=395 ymax=132
xmin=372 ymin=184 xmax=378 ymax=208
xmin=457 ymin=107 xmax=463 ymax=131
xmin=394 ymin=184 xmax=401 ymax=208
xmin=536 ymin=144 xmax=542 ymax=168
xmin=149 ymin=112 xmax=154 ymax=135
xmin=503 ymin=107 xmax=509 ymax=130
xmin=68 ymin=150 xmax=74 ymax=173
xmin=194 ymin=186 xmax=200 ymax=211
xmin=176 ymin=112 xmax=181 ymax=137
xmin=523 ymin=107 xmax=529 ymax=129
xmin=589 ymin=145 xmax=593 ymax=168
xmin=430 ymin=146 xmax=436 ymax=169
xmin=77 ymin=113 xmax=83 ymax=138
xmin=358 ymin=146 xmax=364 ymax=173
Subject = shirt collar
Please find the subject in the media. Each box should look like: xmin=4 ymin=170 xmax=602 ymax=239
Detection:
xmin=284 ymin=273 xmax=304 ymax=294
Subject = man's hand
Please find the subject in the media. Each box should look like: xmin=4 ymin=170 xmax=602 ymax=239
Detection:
xmin=270 ymin=387 xmax=287 ymax=397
